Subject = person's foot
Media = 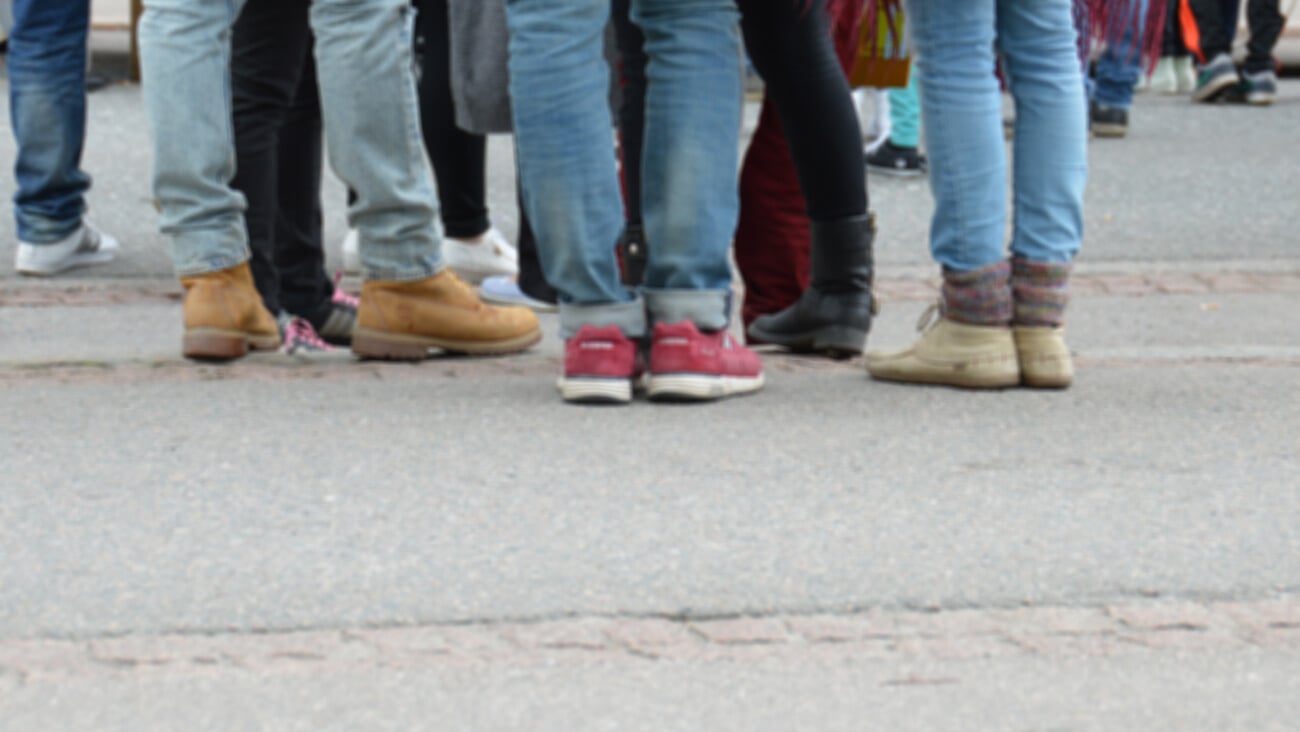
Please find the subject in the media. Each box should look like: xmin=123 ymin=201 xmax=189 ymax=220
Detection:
xmin=558 ymin=325 xmax=640 ymax=404
xmin=479 ymin=275 xmax=558 ymax=313
xmin=443 ymin=227 xmax=518 ymax=285
xmin=279 ymin=313 xmax=335 ymax=356
xmin=865 ymin=140 xmax=927 ymax=177
xmin=1147 ymin=57 xmax=1179 ymax=95
xmin=180 ymin=262 xmax=281 ymax=360
xmin=1089 ymin=101 xmax=1129 ymax=138
xmin=15 ymin=222 xmax=120 ymax=276
xmin=1192 ymin=53 xmax=1240 ymax=103
xmin=1238 ymin=69 xmax=1278 ymax=106
xmin=1174 ymin=56 xmax=1197 ymax=94
xmin=340 ymin=228 xmax=361 ymax=274
xmin=865 ymin=304 xmax=1019 ymax=389
xmin=1014 ymin=325 xmax=1073 ymax=389
xmin=646 ymin=321 xmax=764 ymax=402
xmin=304 ymin=281 xmax=359 ymax=346
xmin=351 ymin=268 xmax=541 ymax=360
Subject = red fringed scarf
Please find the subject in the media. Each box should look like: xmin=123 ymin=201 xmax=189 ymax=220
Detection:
xmin=1078 ymin=0 xmax=1169 ymax=72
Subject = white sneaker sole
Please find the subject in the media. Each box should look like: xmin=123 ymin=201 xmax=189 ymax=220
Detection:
xmin=558 ymin=377 xmax=633 ymax=404
xmin=16 ymin=228 xmax=120 ymax=276
xmin=646 ymin=373 xmax=765 ymax=402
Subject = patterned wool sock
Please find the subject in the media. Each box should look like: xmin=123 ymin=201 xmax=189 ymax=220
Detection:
xmin=1011 ymin=257 xmax=1071 ymax=327
xmin=941 ymin=260 xmax=1012 ymax=326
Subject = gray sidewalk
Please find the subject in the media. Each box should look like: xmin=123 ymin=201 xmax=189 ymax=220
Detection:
xmin=1 ymin=67 xmax=1299 ymax=729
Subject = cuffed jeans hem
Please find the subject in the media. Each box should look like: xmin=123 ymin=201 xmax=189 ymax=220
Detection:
xmin=559 ymin=298 xmax=647 ymax=340
xmin=361 ymin=240 xmax=445 ymax=282
xmin=644 ymin=288 xmax=730 ymax=332
xmin=170 ymin=229 xmax=252 ymax=277
xmin=15 ymin=213 xmax=85 ymax=244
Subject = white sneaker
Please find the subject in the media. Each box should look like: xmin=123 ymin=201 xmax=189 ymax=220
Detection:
xmin=15 ymin=222 xmax=120 ymax=276
xmin=479 ymin=275 xmax=557 ymax=313
xmin=443 ymin=227 xmax=518 ymax=285
xmin=340 ymin=228 xmax=361 ymax=274
xmin=1147 ymin=57 xmax=1178 ymax=95
xmin=1174 ymin=56 xmax=1197 ymax=95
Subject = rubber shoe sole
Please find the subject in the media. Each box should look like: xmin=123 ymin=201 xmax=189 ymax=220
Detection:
xmin=558 ymin=376 xmax=633 ymax=405
xmin=1091 ymin=122 xmax=1127 ymax=138
xmin=646 ymin=373 xmax=765 ymax=402
xmin=350 ymin=325 xmax=541 ymax=360
xmin=1193 ymin=71 xmax=1239 ymax=103
xmin=183 ymin=328 xmax=280 ymax=361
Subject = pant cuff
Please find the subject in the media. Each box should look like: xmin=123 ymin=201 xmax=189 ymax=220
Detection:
xmin=559 ymin=297 xmax=647 ymax=340
xmin=170 ymin=227 xmax=253 ymax=278
xmin=644 ymin=288 xmax=730 ymax=332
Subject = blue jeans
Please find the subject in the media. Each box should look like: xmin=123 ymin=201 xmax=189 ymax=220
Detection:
xmin=505 ymin=0 xmax=742 ymax=338
xmin=8 ymin=0 xmax=91 ymax=244
xmin=906 ymin=0 xmax=1087 ymax=270
xmin=139 ymin=0 xmax=442 ymax=280
xmin=1092 ymin=0 xmax=1147 ymax=109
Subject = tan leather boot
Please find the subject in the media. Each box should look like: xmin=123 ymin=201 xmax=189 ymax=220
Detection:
xmin=1014 ymin=325 xmax=1073 ymax=388
xmin=866 ymin=305 xmax=1019 ymax=388
xmin=180 ymin=262 xmax=280 ymax=360
xmin=352 ymin=269 xmax=541 ymax=359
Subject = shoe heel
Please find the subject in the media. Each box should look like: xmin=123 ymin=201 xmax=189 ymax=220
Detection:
xmin=183 ymin=329 xmax=250 ymax=361
xmin=351 ymin=328 xmax=429 ymax=361
xmin=812 ymin=325 xmax=868 ymax=359
xmin=558 ymin=377 xmax=633 ymax=404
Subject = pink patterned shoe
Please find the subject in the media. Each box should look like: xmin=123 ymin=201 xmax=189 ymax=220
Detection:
xmin=280 ymin=315 xmax=334 ymax=356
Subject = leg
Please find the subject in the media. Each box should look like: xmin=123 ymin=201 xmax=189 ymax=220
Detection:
xmin=1092 ymin=0 xmax=1146 ymax=111
xmin=1000 ymin=0 xmax=1087 ymax=266
xmin=1243 ymin=0 xmax=1284 ymax=74
xmin=634 ymin=0 xmax=744 ymax=330
xmin=310 ymin=0 xmax=538 ymax=358
xmin=141 ymin=0 xmax=282 ymax=359
xmin=416 ymin=0 xmax=488 ymax=240
xmin=1181 ymin=0 xmax=1232 ymax=63
xmin=866 ymin=0 xmax=1022 ymax=389
xmin=506 ymin=0 xmax=635 ymax=334
xmin=611 ymin=0 xmax=649 ymax=285
xmin=9 ymin=0 xmax=89 ymax=244
xmin=230 ymin=0 xmax=314 ymax=316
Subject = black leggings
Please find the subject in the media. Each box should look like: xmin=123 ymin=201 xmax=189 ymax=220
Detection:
xmin=230 ymin=0 xmax=333 ymax=321
xmin=415 ymin=0 xmax=488 ymax=240
xmin=738 ymin=0 xmax=866 ymax=222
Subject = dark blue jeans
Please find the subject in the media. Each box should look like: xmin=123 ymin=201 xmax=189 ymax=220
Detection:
xmin=1092 ymin=0 xmax=1146 ymax=110
xmin=8 ymin=0 xmax=91 ymax=243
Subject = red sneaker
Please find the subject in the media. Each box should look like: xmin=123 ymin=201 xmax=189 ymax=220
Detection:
xmin=559 ymin=325 xmax=640 ymax=404
xmin=647 ymin=320 xmax=764 ymax=402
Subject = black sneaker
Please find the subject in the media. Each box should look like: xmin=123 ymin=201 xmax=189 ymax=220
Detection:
xmin=866 ymin=140 xmax=927 ymax=177
xmin=1089 ymin=101 xmax=1128 ymax=138
xmin=1193 ymin=53 xmax=1240 ymax=103
xmin=1238 ymin=69 xmax=1277 ymax=106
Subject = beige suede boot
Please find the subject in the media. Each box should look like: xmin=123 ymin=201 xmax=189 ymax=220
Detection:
xmin=866 ymin=304 xmax=1020 ymax=388
xmin=352 ymin=269 xmax=541 ymax=360
xmin=1014 ymin=326 xmax=1073 ymax=388
xmin=180 ymin=262 xmax=281 ymax=360
xmin=1011 ymin=257 xmax=1074 ymax=389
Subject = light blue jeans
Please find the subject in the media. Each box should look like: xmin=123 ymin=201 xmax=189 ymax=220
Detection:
xmin=505 ymin=0 xmax=742 ymax=338
xmin=1092 ymin=0 xmax=1147 ymax=109
xmin=139 ymin=0 xmax=442 ymax=280
xmin=8 ymin=0 xmax=91 ymax=244
xmin=906 ymin=0 xmax=1087 ymax=270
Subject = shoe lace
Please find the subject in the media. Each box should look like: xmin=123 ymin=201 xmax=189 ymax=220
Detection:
xmin=915 ymin=301 xmax=945 ymax=333
xmin=282 ymin=317 xmax=333 ymax=355
xmin=332 ymin=271 xmax=360 ymax=309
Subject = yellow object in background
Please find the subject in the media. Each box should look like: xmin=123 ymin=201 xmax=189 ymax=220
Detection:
xmin=850 ymin=0 xmax=912 ymax=89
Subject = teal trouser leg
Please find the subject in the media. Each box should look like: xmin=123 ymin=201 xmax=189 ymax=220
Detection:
xmin=887 ymin=73 xmax=920 ymax=148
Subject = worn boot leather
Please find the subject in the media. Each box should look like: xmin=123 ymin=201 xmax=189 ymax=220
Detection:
xmin=352 ymin=269 xmax=541 ymax=360
xmin=746 ymin=213 xmax=876 ymax=359
xmin=180 ymin=262 xmax=280 ymax=360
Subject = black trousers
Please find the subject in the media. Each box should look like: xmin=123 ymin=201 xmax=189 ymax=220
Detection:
xmin=738 ymin=0 xmax=866 ymax=222
xmin=1183 ymin=0 xmax=1283 ymax=72
xmin=230 ymin=0 xmax=334 ymax=322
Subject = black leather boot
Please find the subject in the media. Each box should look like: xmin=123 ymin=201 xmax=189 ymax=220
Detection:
xmin=746 ymin=213 xmax=876 ymax=359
